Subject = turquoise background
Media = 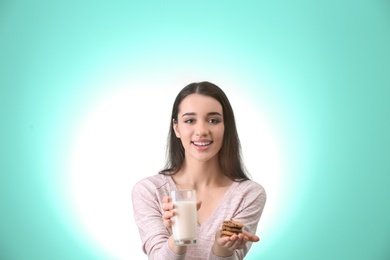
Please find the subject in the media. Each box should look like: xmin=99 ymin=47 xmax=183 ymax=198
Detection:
xmin=1 ymin=1 xmax=390 ymax=259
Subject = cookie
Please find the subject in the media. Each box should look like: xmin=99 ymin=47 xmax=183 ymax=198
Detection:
xmin=221 ymin=220 xmax=244 ymax=237
xmin=223 ymin=220 xmax=244 ymax=228
xmin=221 ymin=230 xmax=238 ymax=236
xmin=222 ymin=226 xmax=242 ymax=233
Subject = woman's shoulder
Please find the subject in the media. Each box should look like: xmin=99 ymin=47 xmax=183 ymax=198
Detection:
xmin=234 ymin=179 xmax=266 ymax=196
xmin=132 ymin=173 xmax=170 ymax=193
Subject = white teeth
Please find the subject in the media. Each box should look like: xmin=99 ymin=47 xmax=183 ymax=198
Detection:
xmin=193 ymin=142 xmax=211 ymax=146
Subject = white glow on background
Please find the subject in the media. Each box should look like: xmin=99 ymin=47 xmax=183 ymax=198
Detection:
xmin=68 ymin=76 xmax=284 ymax=259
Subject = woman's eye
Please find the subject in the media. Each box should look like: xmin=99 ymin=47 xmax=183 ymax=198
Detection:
xmin=209 ymin=118 xmax=221 ymax=124
xmin=184 ymin=119 xmax=194 ymax=124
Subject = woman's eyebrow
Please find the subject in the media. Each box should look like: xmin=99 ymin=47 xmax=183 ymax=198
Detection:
xmin=181 ymin=112 xmax=222 ymax=117
xmin=181 ymin=112 xmax=196 ymax=117
xmin=207 ymin=112 xmax=222 ymax=116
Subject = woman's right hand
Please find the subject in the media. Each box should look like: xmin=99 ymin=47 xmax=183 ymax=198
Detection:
xmin=162 ymin=196 xmax=175 ymax=228
xmin=162 ymin=196 xmax=202 ymax=255
xmin=162 ymin=196 xmax=202 ymax=228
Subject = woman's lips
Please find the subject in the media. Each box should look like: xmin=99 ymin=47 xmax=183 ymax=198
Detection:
xmin=192 ymin=141 xmax=212 ymax=146
xmin=192 ymin=141 xmax=213 ymax=150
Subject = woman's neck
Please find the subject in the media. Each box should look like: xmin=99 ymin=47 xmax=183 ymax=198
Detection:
xmin=173 ymin=158 xmax=231 ymax=190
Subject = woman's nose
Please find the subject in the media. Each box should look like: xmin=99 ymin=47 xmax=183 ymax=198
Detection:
xmin=195 ymin=122 xmax=209 ymax=136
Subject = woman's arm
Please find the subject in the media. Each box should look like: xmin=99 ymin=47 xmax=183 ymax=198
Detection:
xmin=209 ymin=181 xmax=267 ymax=260
xmin=132 ymin=180 xmax=186 ymax=260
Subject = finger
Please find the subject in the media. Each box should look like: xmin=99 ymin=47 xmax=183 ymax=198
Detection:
xmin=163 ymin=212 xmax=173 ymax=228
xmin=247 ymin=234 xmax=260 ymax=242
xmin=217 ymin=231 xmax=231 ymax=245
xmin=162 ymin=202 xmax=174 ymax=211
xmin=163 ymin=219 xmax=172 ymax=228
xmin=238 ymin=233 xmax=250 ymax=243
xmin=242 ymin=232 xmax=260 ymax=242
xmin=222 ymin=238 xmax=235 ymax=248
xmin=243 ymin=233 xmax=260 ymax=242
xmin=162 ymin=196 xmax=171 ymax=203
xmin=230 ymin=234 xmax=239 ymax=242
xmin=236 ymin=235 xmax=246 ymax=246
xmin=229 ymin=236 xmax=245 ymax=249
xmin=163 ymin=210 xmax=174 ymax=220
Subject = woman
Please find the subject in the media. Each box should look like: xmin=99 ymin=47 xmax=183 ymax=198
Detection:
xmin=132 ymin=81 xmax=266 ymax=259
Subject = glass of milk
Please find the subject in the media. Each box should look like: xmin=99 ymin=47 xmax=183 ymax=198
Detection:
xmin=170 ymin=190 xmax=198 ymax=246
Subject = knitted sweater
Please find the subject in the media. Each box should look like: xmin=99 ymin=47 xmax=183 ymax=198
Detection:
xmin=132 ymin=174 xmax=266 ymax=260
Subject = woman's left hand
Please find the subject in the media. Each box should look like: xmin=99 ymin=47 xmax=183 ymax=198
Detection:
xmin=212 ymin=229 xmax=260 ymax=256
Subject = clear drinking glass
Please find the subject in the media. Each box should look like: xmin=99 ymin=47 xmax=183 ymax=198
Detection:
xmin=170 ymin=190 xmax=198 ymax=246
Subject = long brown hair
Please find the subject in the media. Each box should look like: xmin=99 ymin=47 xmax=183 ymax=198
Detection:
xmin=159 ymin=81 xmax=250 ymax=181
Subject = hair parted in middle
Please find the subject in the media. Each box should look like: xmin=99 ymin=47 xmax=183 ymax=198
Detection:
xmin=159 ymin=81 xmax=250 ymax=182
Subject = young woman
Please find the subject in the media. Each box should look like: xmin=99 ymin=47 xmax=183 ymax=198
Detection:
xmin=132 ymin=81 xmax=266 ymax=259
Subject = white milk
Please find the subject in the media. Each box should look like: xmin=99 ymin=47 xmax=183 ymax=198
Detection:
xmin=171 ymin=201 xmax=197 ymax=244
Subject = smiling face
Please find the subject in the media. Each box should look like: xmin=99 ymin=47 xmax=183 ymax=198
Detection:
xmin=173 ymin=94 xmax=224 ymax=163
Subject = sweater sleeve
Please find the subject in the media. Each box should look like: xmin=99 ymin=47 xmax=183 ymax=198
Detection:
xmin=132 ymin=178 xmax=186 ymax=260
xmin=208 ymin=181 xmax=267 ymax=260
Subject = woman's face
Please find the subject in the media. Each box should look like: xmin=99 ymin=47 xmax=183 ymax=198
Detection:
xmin=173 ymin=94 xmax=224 ymax=163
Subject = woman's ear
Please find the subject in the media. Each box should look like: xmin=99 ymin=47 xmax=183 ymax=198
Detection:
xmin=173 ymin=119 xmax=180 ymax=138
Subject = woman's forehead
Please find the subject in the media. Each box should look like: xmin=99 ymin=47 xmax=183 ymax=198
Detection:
xmin=178 ymin=94 xmax=222 ymax=114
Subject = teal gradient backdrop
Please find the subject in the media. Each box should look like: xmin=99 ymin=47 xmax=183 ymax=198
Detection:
xmin=1 ymin=1 xmax=389 ymax=259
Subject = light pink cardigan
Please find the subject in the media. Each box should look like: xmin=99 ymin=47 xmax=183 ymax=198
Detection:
xmin=132 ymin=174 xmax=266 ymax=260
